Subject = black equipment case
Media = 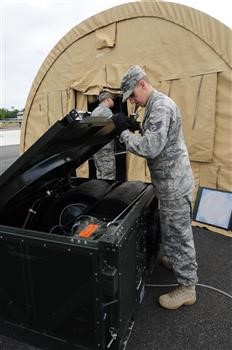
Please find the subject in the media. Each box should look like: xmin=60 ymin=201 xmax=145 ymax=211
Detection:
xmin=0 ymin=110 xmax=160 ymax=350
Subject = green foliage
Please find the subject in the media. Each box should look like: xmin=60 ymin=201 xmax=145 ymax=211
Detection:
xmin=0 ymin=108 xmax=19 ymax=119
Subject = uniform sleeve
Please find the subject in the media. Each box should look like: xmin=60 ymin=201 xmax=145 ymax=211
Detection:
xmin=103 ymin=109 xmax=113 ymax=118
xmin=91 ymin=105 xmax=112 ymax=118
xmin=120 ymin=104 xmax=172 ymax=159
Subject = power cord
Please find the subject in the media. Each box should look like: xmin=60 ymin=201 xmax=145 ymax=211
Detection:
xmin=145 ymin=283 xmax=232 ymax=300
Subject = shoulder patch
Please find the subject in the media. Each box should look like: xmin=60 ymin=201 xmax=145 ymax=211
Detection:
xmin=150 ymin=121 xmax=162 ymax=132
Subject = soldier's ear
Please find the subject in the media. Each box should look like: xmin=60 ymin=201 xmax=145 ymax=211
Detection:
xmin=139 ymin=80 xmax=146 ymax=89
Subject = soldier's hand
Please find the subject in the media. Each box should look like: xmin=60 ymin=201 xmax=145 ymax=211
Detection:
xmin=111 ymin=113 xmax=131 ymax=134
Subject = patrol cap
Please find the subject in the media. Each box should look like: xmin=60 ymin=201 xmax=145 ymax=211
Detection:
xmin=121 ymin=65 xmax=146 ymax=102
xmin=98 ymin=91 xmax=114 ymax=103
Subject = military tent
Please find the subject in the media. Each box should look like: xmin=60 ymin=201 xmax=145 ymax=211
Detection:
xmin=20 ymin=0 xmax=232 ymax=204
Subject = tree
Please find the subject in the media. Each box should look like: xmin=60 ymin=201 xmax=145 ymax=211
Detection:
xmin=0 ymin=108 xmax=19 ymax=119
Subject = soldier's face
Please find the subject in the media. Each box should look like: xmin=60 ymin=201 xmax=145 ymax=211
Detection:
xmin=128 ymin=80 xmax=148 ymax=107
xmin=107 ymin=98 xmax=114 ymax=108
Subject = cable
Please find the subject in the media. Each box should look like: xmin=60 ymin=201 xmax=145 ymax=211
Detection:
xmin=146 ymin=283 xmax=178 ymax=288
xmin=197 ymin=283 xmax=232 ymax=299
xmin=145 ymin=283 xmax=232 ymax=300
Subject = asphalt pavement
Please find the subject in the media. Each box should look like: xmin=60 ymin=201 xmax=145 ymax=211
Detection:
xmin=0 ymin=144 xmax=19 ymax=175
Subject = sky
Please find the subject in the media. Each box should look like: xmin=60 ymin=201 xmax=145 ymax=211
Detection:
xmin=0 ymin=0 xmax=231 ymax=110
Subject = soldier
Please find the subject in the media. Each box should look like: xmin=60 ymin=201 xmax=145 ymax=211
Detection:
xmin=112 ymin=65 xmax=198 ymax=310
xmin=91 ymin=91 xmax=116 ymax=180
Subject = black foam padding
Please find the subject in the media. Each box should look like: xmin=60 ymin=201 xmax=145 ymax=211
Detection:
xmin=92 ymin=181 xmax=148 ymax=218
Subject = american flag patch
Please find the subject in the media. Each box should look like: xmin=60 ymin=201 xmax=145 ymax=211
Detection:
xmin=150 ymin=121 xmax=162 ymax=131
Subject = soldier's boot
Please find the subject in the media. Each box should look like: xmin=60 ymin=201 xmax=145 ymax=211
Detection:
xmin=159 ymin=285 xmax=196 ymax=310
xmin=160 ymin=255 xmax=172 ymax=270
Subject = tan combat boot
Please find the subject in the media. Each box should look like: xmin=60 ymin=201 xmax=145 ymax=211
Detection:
xmin=159 ymin=285 xmax=196 ymax=310
xmin=160 ymin=255 xmax=172 ymax=270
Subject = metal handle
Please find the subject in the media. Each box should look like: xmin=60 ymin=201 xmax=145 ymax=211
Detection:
xmin=107 ymin=327 xmax=117 ymax=348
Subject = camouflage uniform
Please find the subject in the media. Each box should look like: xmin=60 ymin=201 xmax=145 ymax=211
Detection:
xmin=120 ymin=88 xmax=198 ymax=286
xmin=91 ymin=104 xmax=116 ymax=180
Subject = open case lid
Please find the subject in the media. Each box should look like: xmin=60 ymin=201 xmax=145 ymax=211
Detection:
xmin=0 ymin=110 xmax=116 ymax=211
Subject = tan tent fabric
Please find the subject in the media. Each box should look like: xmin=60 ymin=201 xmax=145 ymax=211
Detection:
xmin=47 ymin=90 xmax=69 ymax=124
xmin=71 ymin=63 xmax=106 ymax=94
xmin=166 ymin=72 xmax=218 ymax=162
xmin=96 ymin=23 xmax=117 ymax=49
xmin=20 ymin=1 xmax=232 ymax=226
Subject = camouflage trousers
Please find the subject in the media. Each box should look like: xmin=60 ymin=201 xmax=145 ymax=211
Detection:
xmin=159 ymin=194 xmax=198 ymax=286
xmin=93 ymin=141 xmax=116 ymax=180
